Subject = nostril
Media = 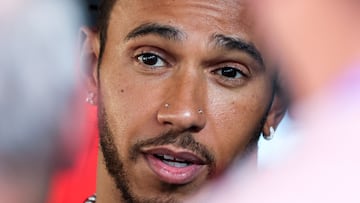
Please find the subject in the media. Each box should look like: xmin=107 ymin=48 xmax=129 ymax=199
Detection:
xmin=188 ymin=125 xmax=202 ymax=133
xmin=163 ymin=121 xmax=172 ymax=126
xmin=157 ymin=103 xmax=206 ymax=132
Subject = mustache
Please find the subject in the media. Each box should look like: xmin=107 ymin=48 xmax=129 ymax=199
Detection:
xmin=130 ymin=131 xmax=215 ymax=166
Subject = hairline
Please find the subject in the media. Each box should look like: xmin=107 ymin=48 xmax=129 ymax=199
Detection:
xmin=97 ymin=0 xmax=280 ymax=93
xmin=98 ymin=0 xmax=118 ymax=65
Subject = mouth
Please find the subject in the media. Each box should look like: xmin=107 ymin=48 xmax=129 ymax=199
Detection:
xmin=143 ymin=147 xmax=207 ymax=185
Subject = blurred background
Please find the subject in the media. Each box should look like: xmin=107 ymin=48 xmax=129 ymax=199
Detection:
xmin=0 ymin=1 xmax=92 ymax=203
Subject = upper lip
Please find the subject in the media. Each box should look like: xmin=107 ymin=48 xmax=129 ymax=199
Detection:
xmin=141 ymin=146 xmax=206 ymax=165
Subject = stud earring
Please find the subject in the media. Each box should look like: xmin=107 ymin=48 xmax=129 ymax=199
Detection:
xmin=263 ymin=126 xmax=275 ymax=140
xmin=198 ymin=109 xmax=204 ymax=114
xmin=86 ymin=92 xmax=96 ymax=105
xmin=164 ymin=103 xmax=170 ymax=108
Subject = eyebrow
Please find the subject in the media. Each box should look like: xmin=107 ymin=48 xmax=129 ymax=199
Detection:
xmin=125 ymin=23 xmax=186 ymax=41
xmin=124 ymin=23 xmax=264 ymax=66
xmin=212 ymin=34 xmax=264 ymax=66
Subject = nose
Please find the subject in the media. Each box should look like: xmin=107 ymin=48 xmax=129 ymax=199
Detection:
xmin=157 ymin=70 xmax=207 ymax=132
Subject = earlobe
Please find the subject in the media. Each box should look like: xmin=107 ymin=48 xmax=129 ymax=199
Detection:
xmin=262 ymin=91 xmax=288 ymax=140
xmin=79 ymin=26 xmax=100 ymax=105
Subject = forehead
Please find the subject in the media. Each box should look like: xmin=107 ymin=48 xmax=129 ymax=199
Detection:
xmin=109 ymin=0 xmax=254 ymax=40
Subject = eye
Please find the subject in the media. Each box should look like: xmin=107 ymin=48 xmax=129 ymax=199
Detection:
xmin=137 ymin=53 xmax=166 ymax=67
xmin=214 ymin=67 xmax=246 ymax=79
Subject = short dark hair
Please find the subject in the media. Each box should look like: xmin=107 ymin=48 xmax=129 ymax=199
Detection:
xmin=97 ymin=0 xmax=117 ymax=62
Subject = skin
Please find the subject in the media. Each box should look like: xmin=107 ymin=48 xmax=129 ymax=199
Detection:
xmin=82 ymin=0 xmax=285 ymax=202
xmin=191 ymin=2 xmax=360 ymax=202
xmin=252 ymin=0 xmax=360 ymax=104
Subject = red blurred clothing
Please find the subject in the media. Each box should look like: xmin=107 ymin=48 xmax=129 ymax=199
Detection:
xmin=48 ymin=105 xmax=98 ymax=203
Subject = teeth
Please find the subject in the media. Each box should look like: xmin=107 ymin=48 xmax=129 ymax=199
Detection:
xmin=175 ymin=158 xmax=185 ymax=162
xmin=154 ymin=154 xmax=192 ymax=166
xmin=163 ymin=155 xmax=174 ymax=160
xmin=163 ymin=160 xmax=189 ymax=168
xmin=162 ymin=155 xmax=185 ymax=162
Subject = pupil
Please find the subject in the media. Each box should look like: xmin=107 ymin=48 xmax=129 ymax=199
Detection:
xmin=222 ymin=67 xmax=236 ymax=77
xmin=142 ymin=54 xmax=158 ymax=65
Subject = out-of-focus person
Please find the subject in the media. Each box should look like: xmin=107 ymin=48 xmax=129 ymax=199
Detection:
xmin=190 ymin=0 xmax=360 ymax=202
xmin=0 ymin=1 xmax=84 ymax=203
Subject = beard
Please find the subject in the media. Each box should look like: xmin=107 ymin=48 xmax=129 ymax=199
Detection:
xmin=98 ymin=102 xmax=264 ymax=203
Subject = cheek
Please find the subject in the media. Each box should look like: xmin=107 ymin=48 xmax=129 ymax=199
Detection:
xmin=99 ymin=66 xmax=166 ymax=145
xmin=205 ymin=91 xmax=268 ymax=171
xmin=99 ymin=67 xmax=144 ymax=139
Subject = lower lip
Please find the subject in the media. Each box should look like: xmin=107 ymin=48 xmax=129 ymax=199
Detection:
xmin=145 ymin=154 xmax=205 ymax=185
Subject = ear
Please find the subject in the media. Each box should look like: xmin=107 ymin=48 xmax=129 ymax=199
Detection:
xmin=262 ymin=88 xmax=288 ymax=138
xmin=79 ymin=26 xmax=100 ymax=105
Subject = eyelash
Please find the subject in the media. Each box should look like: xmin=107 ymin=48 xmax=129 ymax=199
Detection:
xmin=211 ymin=65 xmax=250 ymax=87
xmin=136 ymin=52 xmax=168 ymax=68
xmin=133 ymin=49 xmax=250 ymax=87
xmin=213 ymin=66 xmax=248 ymax=78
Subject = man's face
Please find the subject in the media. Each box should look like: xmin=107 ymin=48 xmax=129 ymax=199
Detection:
xmin=93 ymin=0 xmax=277 ymax=202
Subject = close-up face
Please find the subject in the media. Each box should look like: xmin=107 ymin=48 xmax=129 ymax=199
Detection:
xmin=88 ymin=0 xmax=281 ymax=202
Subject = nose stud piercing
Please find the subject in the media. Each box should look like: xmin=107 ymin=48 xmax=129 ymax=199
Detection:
xmin=164 ymin=103 xmax=204 ymax=115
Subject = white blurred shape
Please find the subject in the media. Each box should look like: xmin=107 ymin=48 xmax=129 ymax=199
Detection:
xmin=0 ymin=1 xmax=83 ymax=203
xmin=258 ymin=114 xmax=298 ymax=168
